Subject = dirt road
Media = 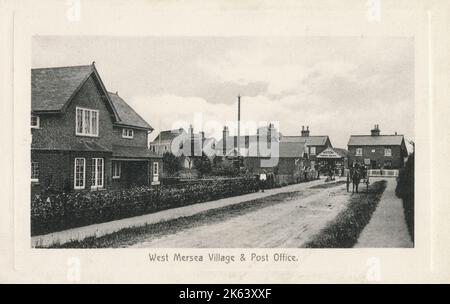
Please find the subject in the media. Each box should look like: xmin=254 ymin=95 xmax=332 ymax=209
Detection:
xmin=130 ymin=182 xmax=351 ymax=248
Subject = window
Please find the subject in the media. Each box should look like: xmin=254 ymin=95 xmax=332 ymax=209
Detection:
xmin=384 ymin=161 xmax=392 ymax=169
xmin=31 ymin=115 xmax=40 ymax=129
xmin=356 ymin=148 xmax=363 ymax=156
xmin=384 ymin=148 xmax=392 ymax=156
xmin=31 ymin=161 xmax=39 ymax=182
xmin=74 ymin=158 xmax=86 ymax=189
xmin=91 ymin=158 xmax=104 ymax=189
xmin=112 ymin=161 xmax=121 ymax=179
xmin=76 ymin=107 xmax=99 ymax=136
xmin=153 ymin=162 xmax=159 ymax=176
xmin=122 ymin=128 xmax=134 ymax=139
xmin=310 ymin=147 xmax=316 ymax=155
xmin=371 ymin=149 xmax=376 ymax=153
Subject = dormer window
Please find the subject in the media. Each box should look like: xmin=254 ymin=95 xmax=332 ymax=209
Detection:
xmin=122 ymin=128 xmax=134 ymax=139
xmin=76 ymin=107 xmax=99 ymax=137
xmin=31 ymin=115 xmax=40 ymax=129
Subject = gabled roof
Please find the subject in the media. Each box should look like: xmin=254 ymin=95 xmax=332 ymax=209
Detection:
xmin=332 ymin=147 xmax=349 ymax=158
xmin=348 ymin=135 xmax=404 ymax=146
xmin=317 ymin=147 xmax=344 ymax=159
xmin=152 ymin=128 xmax=186 ymax=142
xmin=31 ymin=63 xmax=120 ymax=120
xmin=280 ymin=135 xmax=330 ymax=146
xmin=278 ymin=142 xmax=308 ymax=158
xmin=245 ymin=141 xmax=307 ymax=158
xmin=108 ymin=92 xmax=152 ymax=130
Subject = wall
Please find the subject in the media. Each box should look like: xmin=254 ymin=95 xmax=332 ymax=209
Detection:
xmin=347 ymin=145 xmax=404 ymax=169
xmin=31 ymin=150 xmax=112 ymax=194
xmin=113 ymin=127 xmax=148 ymax=147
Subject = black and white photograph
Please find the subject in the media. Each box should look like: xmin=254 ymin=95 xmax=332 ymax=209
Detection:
xmin=2 ymin=0 xmax=450 ymax=285
xmin=30 ymin=36 xmax=414 ymax=249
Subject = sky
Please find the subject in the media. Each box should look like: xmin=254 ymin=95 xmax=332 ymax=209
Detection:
xmin=32 ymin=36 xmax=414 ymax=150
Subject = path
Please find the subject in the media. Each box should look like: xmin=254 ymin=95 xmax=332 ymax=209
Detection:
xmin=130 ymin=183 xmax=350 ymax=248
xmin=354 ymin=178 xmax=413 ymax=248
xmin=32 ymin=178 xmax=337 ymax=247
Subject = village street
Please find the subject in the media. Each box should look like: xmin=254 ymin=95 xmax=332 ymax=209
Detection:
xmin=129 ymin=179 xmax=352 ymax=248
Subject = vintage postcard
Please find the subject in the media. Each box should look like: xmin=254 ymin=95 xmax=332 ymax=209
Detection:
xmin=1 ymin=0 xmax=449 ymax=284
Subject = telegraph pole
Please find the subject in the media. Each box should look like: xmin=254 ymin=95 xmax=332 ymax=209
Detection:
xmin=237 ymin=95 xmax=241 ymax=169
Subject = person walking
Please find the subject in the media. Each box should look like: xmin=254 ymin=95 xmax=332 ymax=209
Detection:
xmin=259 ymin=170 xmax=267 ymax=192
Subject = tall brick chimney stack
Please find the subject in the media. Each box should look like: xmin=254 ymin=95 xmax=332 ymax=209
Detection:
xmin=222 ymin=126 xmax=229 ymax=156
xmin=301 ymin=125 xmax=310 ymax=137
xmin=371 ymin=124 xmax=380 ymax=136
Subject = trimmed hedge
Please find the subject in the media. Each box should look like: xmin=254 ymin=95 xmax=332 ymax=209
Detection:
xmin=31 ymin=177 xmax=260 ymax=236
xmin=395 ymin=152 xmax=414 ymax=243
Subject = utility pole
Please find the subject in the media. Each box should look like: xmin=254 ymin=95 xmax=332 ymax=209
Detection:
xmin=237 ymin=95 xmax=241 ymax=169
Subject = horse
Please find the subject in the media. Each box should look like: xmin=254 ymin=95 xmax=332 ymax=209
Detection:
xmin=348 ymin=166 xmax=364 ymax=193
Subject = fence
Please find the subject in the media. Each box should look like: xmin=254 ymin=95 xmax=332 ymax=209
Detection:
xmin=367 ymin=169 xmax=399 ymax=177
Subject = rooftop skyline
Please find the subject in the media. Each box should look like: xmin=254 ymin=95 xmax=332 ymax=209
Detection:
xmin=32 ymin=36 xmax=414 ymax=150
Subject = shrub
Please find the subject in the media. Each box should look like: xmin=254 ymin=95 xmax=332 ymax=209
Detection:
xmin=31 ymin=177 xmax=260 ymax=236
xmin=395 ymin=152 xmax=414 ymax=243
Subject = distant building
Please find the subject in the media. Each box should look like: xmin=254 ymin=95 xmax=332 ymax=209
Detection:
xmin=279 ymin=125 xmax=332 ymax=170
xmin=244 ymin=141 xmax=310 ymax=184
xmin=149 ymin=128 xmax=186 ymax=155
xmin=216 ymin=123 xmax=279 ymax=158
xmin=150 ymin=126 xmax=216 ymax=169
xmin=347 ymin=124 xmax=408 ymax=169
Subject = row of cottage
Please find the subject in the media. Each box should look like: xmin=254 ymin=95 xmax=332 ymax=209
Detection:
xmin=31 ymin=63 xmax=409 ymax=194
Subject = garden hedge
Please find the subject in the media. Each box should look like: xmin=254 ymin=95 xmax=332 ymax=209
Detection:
xmin=31 ymin=177 xmax=261 ymax=236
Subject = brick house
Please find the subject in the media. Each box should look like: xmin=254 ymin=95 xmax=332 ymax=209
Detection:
xmin=244 ymin=141 xmax=310 ymax=184
xmin=279 ymin=125 xmax=332 ymax=171
xmin=347 ymin=125 xmax=408 ymax=169
xmin=150 ymin=125 xmax=216 ymax=169
xmin=31 ymin=63 xmax=162 ymax=195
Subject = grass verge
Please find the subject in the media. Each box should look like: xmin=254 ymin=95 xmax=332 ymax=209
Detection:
xmin=303 ymin=180 xmax=387 ymax=248
xmin=48 ymin=190 xmax=307 ymax=248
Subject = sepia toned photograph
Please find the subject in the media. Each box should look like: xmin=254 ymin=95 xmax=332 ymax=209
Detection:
xmin=30 ymin=36 xmax=415 ymax=249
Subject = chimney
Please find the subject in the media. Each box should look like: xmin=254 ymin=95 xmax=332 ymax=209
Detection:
xmin=222 ymin=126 xmax=229 ymax=156
xmin=301 ymin=125 xmax=310 ymax=137
xmin=200 ymin=131 xmax=205 ymax=144
xmin=371 ymin=124 xmax=380 ymax=136
xmin=267 ymin=123 xmax=273 ymax=148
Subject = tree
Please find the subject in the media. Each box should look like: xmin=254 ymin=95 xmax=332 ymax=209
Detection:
xmin=193 ymin=153 xmax=212 ymax=177
xmin=162 ymin=152 xmax=181 ymax=175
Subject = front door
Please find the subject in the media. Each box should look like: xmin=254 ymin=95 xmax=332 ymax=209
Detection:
xmin=150 ymin=161 xmax=160 ymax=185
xmin=91 ymin=158 xmax=104 ymax=189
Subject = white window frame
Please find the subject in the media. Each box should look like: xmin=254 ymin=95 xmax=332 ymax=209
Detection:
xmin=310 ymin=147 xmax=316 ymax=155
xmin=384 ymin=148 xmax=392 ymax=157
xmin=91 ymin=158 xmax=104 ymax=189
xmin=356 ymin=148 xmax=363 ymax=156
xmin=31 ymin=161 xmax=39 ymax=182
xmin=122 ymin=128 xmax=134 ymax=139
xmin=74 ymin=158 xmax=86 ymax=190
xmin=31 ymin=115 xmax=40 ymax=129
xmin=112 ymin=161 xmax=121 ymax=179
xmin=75 ymin=107 xmax=99 ymax=137
xmin=153 ymin=162 xmax=159 ymax=176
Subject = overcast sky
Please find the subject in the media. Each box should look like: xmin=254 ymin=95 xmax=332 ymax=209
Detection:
xmin=32 ymin=36 xmax=414 ymax=150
